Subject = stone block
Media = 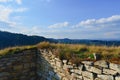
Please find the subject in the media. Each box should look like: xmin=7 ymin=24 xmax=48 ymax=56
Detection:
xmin=82 ymin=61 xmax=93 ymax=66
xmin=13 ymin=65 xmax=23 ymax=71
xmin=82 ymin=71 xmax=95 ymax=80
xmin=110 ymin=63 xmax=120 ymax=73
xmin=115 ymin=76 xmax=120 ymax=80
xmin=85 ymin=65 xmax=102 ymax=74
xmin=97 ymin=75 xmax=114 ymax=80
xmin=78 ymin=64 xmax=83 ymax=70
xmin=95 ymin=78 xmax=103 ymax=80
xmin=94 ymin=60 xmax=108 ymax=68
xmin=63 ymin=60 xmax=67 ymax=64
xmin=0 ymin=72 xmax=10 ymax=77
xmin=103 ymin=68 xmax=118 ymax=75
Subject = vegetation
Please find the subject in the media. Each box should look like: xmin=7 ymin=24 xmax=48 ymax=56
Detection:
xmin=37 ymin=42 xmax=120 ymax=64
xmin=0 ymin=31 xmax=50 ymax=49
xmin=1 ymin=30 xmax=120 ymax=50
xmin=0 ymin=45 xmax=36 ymax=58
xmin=0 ymin=41 xmax=120 ymax=64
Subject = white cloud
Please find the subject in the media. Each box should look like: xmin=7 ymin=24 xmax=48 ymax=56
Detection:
xmin=15 ymin=0 xmax=22 ymax=5
xmin=48 ymin=22 xmax=69 ymax=28
xmin=75 ymin=15 xmax=120 ymax=28
xmin=0 ymin=0 xmax=13 ymax=2
xmin=0 ymin=0 xmax=22 ymax=5
xmin=0 ymin=4 xmax=28 ymax=28
xmin=0 ymin=5 xmax=13 ymax=21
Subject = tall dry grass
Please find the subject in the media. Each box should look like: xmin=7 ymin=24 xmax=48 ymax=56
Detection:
xmin=37 ymin=42 xmax=120 ymax=64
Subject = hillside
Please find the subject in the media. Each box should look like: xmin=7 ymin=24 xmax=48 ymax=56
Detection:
xmin=1 ymin=31 xmax=120 ymax=49
xmin=0 ymin=31 xmax=50 ymax=49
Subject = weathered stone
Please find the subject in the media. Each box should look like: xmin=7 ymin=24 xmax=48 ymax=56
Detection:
xmin=78 ymin=64 xmax=83 ymax=71
xmin=115 ymin=76 xmax=120 ymax=80
xmin=94 ymin=60 xmax=108 ymax=68
xmin=62 ymin=77 xmax=69 ymax=80
xmin=54 ymin=73 xmax=61 ymax=80
xmin=82 ymin=61 xmax=93 ymax=66
xmin=103 ymin=68 xmax=118 ymax=75
xmin=77 ymin=76 xmax=83 ymax=80
xmin=13 ymin=65 xmax=23 ymax=71
xmin=0 ymin=72 xmax=10 ymax=77
xmin=93 ymin=53 xmax=101 ymax=60
xmin=97 ymin=75 xmax=114 ymax=80
xmin=83 ymin=77 xmax=91 ymax=80
xmin=56 ymin=61 xmax=63 ymax=68
xmin=74 ymin=69 xmax=82 ymax=75
xmin=63 ymin=64 xmax=73 ymax=70
xmin=82 ymin=71 xmax=95 ymax=80
xmin=95 ymin=78 xmax=102 ymax=80
xmin=49 ymin=71 xmax=55 ymax=77
xmin=63 ymin=60 xmax=67 ymax=64
xmin=110 ymin=63 xmax=120 ymax=73
xmin=85 ymin=65 xmax=102 ymax=74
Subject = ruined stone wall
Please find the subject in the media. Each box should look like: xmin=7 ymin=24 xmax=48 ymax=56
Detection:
xmin=37 ymin=49 xmax=120 ymax=80
xmin=0 ymin=48 xmax=37 ymax=80
xmin=0 ymin=48 xmax=120 ymax=80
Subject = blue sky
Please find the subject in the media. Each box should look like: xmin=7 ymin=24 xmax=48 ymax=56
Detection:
xmin=0 ymin=0 xmax=120 ymax=39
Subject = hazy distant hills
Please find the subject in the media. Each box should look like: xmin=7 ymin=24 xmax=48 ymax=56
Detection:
xmin=0 ymin=31 xmax=50 ymax=49
xmin=0 ymin=31 xmax=120 ymax=49
xmin=56 ymin=38 xmax=120 ymax=46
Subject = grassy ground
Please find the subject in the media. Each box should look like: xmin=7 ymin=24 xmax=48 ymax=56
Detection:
xmin=37 ymin=42 xmax=120 ymax=64
xmin=0 ymin=42 xmax=119 ymax=64
xmin=0 ymin=45 xmax=36 ymax=58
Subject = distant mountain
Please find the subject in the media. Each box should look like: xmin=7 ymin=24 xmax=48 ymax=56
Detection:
xmin=55 ymin=38 xmax=120 ymax=46
xmin=0 ymin=31 xmax=51 ymax=49
xmin=0 ymin=31 xmax=120 ymax=49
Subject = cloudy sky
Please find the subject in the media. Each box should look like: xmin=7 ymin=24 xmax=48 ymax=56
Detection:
xmin=0 ymin=0 xmax=120 ymax=39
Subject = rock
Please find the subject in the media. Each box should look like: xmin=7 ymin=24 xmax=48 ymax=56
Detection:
xmin=74 ymin=69 xmax=82 ymax=75
xmin=63 ymin=64 xmax=73 ymax=70
xmin=94 ymin=60 xmax=108 ymax=68
xmin=110 ymin=63 xmax=120 ymax=73
xmin=63 ymin=60 xmax=67 ymax=64
xmin=62 ymin=77 xmax=69 ymax=80
xmin=71 ymin=73 xmax=78 ymax=78
xmin=82 ymin=61 xmax=94 ymax=66
xmin=82 ymin=71 xmax=95 ymax=80
xmin=93 ymin=53 xmax=101 ymax=60
xmin=103 ymin=68 xmax=118 ymax=75
xmin=56 ymin=61 xmax=63 ymax=68
xmin=83 ymin=77 xmax=92 ymax=80
xmin=49 ymin=71 xmax=55 ymax=77
xmin=76 ymin=75 xmax=83 ymax=80
xmin=97 ymin=75 xmax=114 ymax=80
xmin=85 ymin=65 xmax=102 ymax=74
xmin=54 ymin=73 xmax=61 ymax=80
xmin=95 ymin=78 xmax=102 ymax=80
xmin=115 ymin=76 xmax=120 ymax=80
xmin=0 ymin=72 xmax=10 ymax=77
xmin=78 ymin=64 xmax=83 ymax=70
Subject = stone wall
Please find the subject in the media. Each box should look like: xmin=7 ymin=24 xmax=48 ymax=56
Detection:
xmin=37 ymin=49 xmax=120 ymax=80
xmin=0 ymin=48 xmax=120 ymax=80
xmin=0 ymin=48 xmax=37 ymax=80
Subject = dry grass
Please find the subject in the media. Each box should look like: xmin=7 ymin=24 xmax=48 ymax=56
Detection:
xmin=0 ymin=45 xmax=36 ymax=57
xmin=37 ymin=42 xmax=120 ymax=64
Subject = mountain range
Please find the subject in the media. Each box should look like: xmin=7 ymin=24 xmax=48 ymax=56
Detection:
xmin=0 ymin=31 xmax=120 ymax=49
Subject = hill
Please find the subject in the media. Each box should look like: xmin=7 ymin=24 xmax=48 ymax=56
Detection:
xmin=56 ymin=38 xmax=120 ymax=46
xmin=0 ymin=31 xmax=50 ymax=49
xmin=1 ymin=31 xmax=120 ymax=49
